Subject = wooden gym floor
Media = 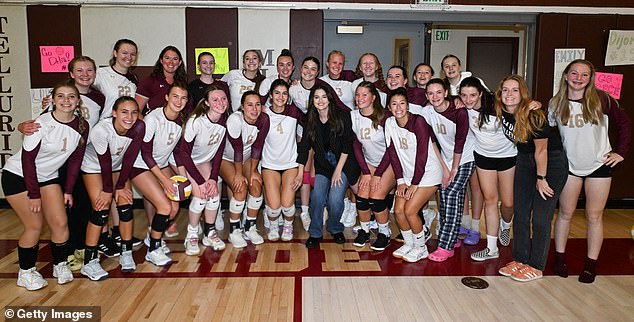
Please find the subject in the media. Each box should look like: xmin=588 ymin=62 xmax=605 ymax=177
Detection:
xmin=0 ymin=208 xmax=632 ymax=321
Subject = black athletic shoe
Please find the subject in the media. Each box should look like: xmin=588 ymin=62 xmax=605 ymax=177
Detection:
xmin=98 ymin=237 xmax=121 ymax=257
xmin=353 ymin=230 xmax=370 ymax=247
xmin=306 ymin=237 xmax=322 ymax=249
xmin=333 ymin=232 xmax=346 ymax=244
xmin=370 ymin=233 xmax=391 ymax=251
xmin=112 ymin=231 xmax=143 ymax=249
xmin=131 ymin=236 xmax=143 ymax=248
xmin=395 ymin=232 xmax=404 ymax=243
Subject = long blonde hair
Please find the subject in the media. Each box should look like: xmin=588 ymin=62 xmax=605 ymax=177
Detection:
xmin=549 ymin=59 xmax=606 ymax=126
xmin=495 ymin=75 xmax=545 ymax=143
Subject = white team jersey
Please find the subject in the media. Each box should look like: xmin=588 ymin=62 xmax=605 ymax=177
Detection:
xmin=289 ymin=83 xmax=311 ymax=114
xmin=549 ymin=101 xmax=611 ymax=176
xmin=221 ymin=69 xmax=255 ymax=112
xmin=320 ymin=75 xmax=355 ymax=110
xmin=133 ymin=107 xmax=182 ymax=169
xmin=351 ymin=110 xmax=386 ymax=167
xmin=94 ymin=67 xmax=137 ymax=120
xmin=419 ymin=105 xmax=475 ymax=167
xmin=81 ymin=118 xmax=133 ymax=173
xmin=80 ymin=92 xmax=104 ymax=130
xmin=352 ymin=78 xmax=387 ymax=107
xmin=467 ymin=109 xmax=517 ymax=158
xmin=261 ymin=107 xmax=301 ymax=170
xmin=448 ymin=72 xmax=490 ymax=96
xmin=183 ymin=115 xmax=226 ymax=165
xmin=223 ymin=112 xmax=262 ymax=162
xmin=384 ymin=116 xmax=442 ymax=187
xmin=3 ymin=112 xmax=83 ymax=181
xmin=408 ymin=102 xmax=425 ymax=117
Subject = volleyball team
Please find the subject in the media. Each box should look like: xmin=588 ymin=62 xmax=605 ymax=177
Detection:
xmin=3 ymin=38 xmax=630 ymax=291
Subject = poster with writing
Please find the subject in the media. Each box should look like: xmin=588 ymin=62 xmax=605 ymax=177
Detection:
xmin=40 ymin=46 xmax=74 ymax=73
xmin=194 ymin=48 xmax=229 ymax=75
xmin=594 ymin=72 xmax=623 ymax=99
xmin=605 ymin=30 xmax=634 ymax=66
xmin=553 ymin=48 xmax=585 ymax=95
xmin=30 ymin=88 xmax=53 ymax=119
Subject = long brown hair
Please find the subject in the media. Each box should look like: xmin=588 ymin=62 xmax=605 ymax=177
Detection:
xmin=108 ymin=39 xmax=137 ymax=67
xmin=549 ymin=59 xmax=608 ymax=126
xmin=52 ymin=80 xmax=87 ymax=145
xmin=242 ymin=49 xmax=266 ymax=93
xmin=495 ymin=75 xmax=545 ymax=143
xmin=355 ymin=53 xmax=387 ymax=92
xmin=356 ymin=81 xmax=384 ymax=129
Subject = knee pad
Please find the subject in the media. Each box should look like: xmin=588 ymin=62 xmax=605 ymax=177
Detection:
xmin=189 ymin=196 xmax=206 ymax=213
xmin=269 ymin=207 xmax=282 ymax=219
xmin=151 ymin=213 xmax=170 ymax=232
xmin=205 ymin=195 xmax=220 ymax=211
xmin=356 ymin=196 xmax=371 ymax=211
xmin=229 ymin=197 xmax=245 ymax=214
xmin=247 ymin=194 xmax=263 ymax=210
xmin=370 ymin=198 xmax=387 ymax=213
xmin=281 ymin=206 xmax=295 ymax=218
xmin=117 ymin=204 xmax=134 ymax=222
xmin=89 ymin=209 xmax=110 ymax=226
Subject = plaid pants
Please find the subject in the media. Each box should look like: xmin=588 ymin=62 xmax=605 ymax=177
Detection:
xmin=438 ymin=161 xmax=475 ymax=250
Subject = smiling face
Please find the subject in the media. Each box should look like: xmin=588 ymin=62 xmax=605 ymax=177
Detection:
xmin=270 ymin=84 xmax=289 ymax=109
xmin=113 ymin=43 xmax=137 ymax=69
xmin=301 ymin=60 xmax=319 ymax=82
xmin=442 ymin=56 xmax=461 ymax=80
xmin=414 ymin=65 xmax=433 ymax=87
xmin=112 ymin=100 xmax=139 ymax=132
xmin=565 ymin=62 xmax=591 ymax=93
xmin=501 ymin=79 xmax=521 ymax=110
xmin=425 ymin=83 xmax=448 ymax=108
xmin=355 ymin=85 xmax=375 ymax=111
xmin=205 ymin=89 xmax=228 ymax=116
xmin=389 ymin=94 xmax=408 ymax=120
xmin=387 ymin=67 xmax=407 ymax=91
xmin=277 ymin=56 xmax=294 ymax=80
xmin=161 ymin=49 xmax=182 ymax=75
xmin=198 ymin=54 xmax=215 ymax=76
xmin=312 ymin=88 xmax=330 ymax=112
xmin=243 ymin=51 xmax=261 ymax=73
xmin=360 ymin=54 xmax=378 ymax=78
xmin=165 ymin=86 xmax=188 ymax=114
xmin=327 ymin=53 xmax=344 ymax=79
xmin=70 ymin=60 xmax=96 ymax=89
xmin=459 ymin=86 xmax=482 ymax=110
xmin=241 ymin=94 xmax=262 ymax=124
xmin=53 ymin=86 xmax=79 ymax=114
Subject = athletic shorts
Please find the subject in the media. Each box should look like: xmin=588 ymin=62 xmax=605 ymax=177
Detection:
xmin=570 ymin=164 xmax=612 ymax=179
xmin=1 ymin=170 xmax=60 ymax=196
xmin=474 ymin=152 xmax=516 ymax=171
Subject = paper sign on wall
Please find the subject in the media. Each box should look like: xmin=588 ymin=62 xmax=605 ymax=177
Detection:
xmin=605 ymin=30 xmax=634 ymax=66
xmin=594 ymin=72 xmax=623 ymax=99
xmin=194 ymin=48 xmax=229 ymax=75
xmin=553 ymin=48 xmax=585 ymax=95
xmin=40 ymin=46 xmax=74 ymax=73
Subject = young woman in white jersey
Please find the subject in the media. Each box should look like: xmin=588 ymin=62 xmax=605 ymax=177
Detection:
xmin=2 ymin=81 xmax=88 ymax=290
xmin=80 ymin=96 xmax=144 ymax=281
xmin=422 ymin=79 xmax=476 ymax=262
xmin=135 ymin=46 xmax=188 ymax=115
xmin=385 ymin=88 xmax=443 ymax=263
xmin=352 ymin=53 xmax=388 ymax=95
xmin=176 ymin=85 xmax=229 ymax=255
xmin=412 ymin=63 xmax=434 ymax=90
xmin=220 ymin=91 xmax=270 ymax=248
xmin=261 ymin=79 xmax=305 ymax=241
xmin=92 ymin=39 xmax=141 ymax=253
xmin=441 ymin=55 xmax=478 ymax=96
xmin=320 ymin=50 xmax=355 ymax=109
xmin=351 ymin=81 xmax=396 ymax=251
xmin=550 ymin=59 xmax=631 ymax=283
xmin=259 ymin=49 xmax=295 ymax=103
xmin=188 ymin=52 xmax=231 ymax=107
xmin=221 ymin=50 xmax=266 ymax=112
xmin=130 ymin=83 xmax=189 ymax=266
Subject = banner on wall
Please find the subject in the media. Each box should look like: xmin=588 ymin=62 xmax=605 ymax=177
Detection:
xmin=553 ymin=48 xmax=585 ymax=95
xmin=605 ymin=30 xmax=634 ymax=66
xmin=238 ymin=9 xmax=290 ymax=77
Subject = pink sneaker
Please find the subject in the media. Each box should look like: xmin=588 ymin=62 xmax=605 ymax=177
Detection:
xmin=428 ymin=247 xmax=454 ymax=262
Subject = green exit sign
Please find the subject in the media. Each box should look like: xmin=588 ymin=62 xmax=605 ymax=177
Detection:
xmin=434 ymin=30 xmax=450 ymax=42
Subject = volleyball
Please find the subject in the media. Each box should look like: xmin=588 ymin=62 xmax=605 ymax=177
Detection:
xmin=166 ymin=175 xmax=192 ymax=202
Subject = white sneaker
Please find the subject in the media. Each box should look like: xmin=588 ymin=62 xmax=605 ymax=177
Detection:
xmin=392 ymin=244 xmax=413 ymax=259
xmin=81 ymin=258 xmax=108 ymax=281
xmin=281 ymin=221 xmax=294 ymax=241
xmin=499 ymin=219 xmax=511 ymax=247
xmin=184 ymin=234 xmax=201 ymax=256
xmin=300 ymin=212 xmax=311 ymax=231
xmin=53 ymin=261 xmax=74 ymax=285
xmin=144 ymin=234 xmax=170 ymax=254
xmin=215 ymin=211 xmax=225 ymax=231
xmin=402 ymin=245 xmax=429 ymax=263
xmin=267 ymin=225 xmax=280 ymax=241
xmin=470 ymin=247 xmax=500 ymax=262
xmin=263 ymin=212 xmax=271 ymax=229
xmin=17 ymin=267 xmax=48 ymax=290
xmin=119 ymin=250 xmax=136 ymax=273
xmin=202 ymin=230 xmax=226 ymax=251
xmin=423 ymin=208 xmax=437 ymax=231
xmin=244 ymin=226 xmax=264 ymax=245
xmin=145 ymin=247 xmax=173 ymax=266
xmin=229 ymin=229 xmax=248 ymax=248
